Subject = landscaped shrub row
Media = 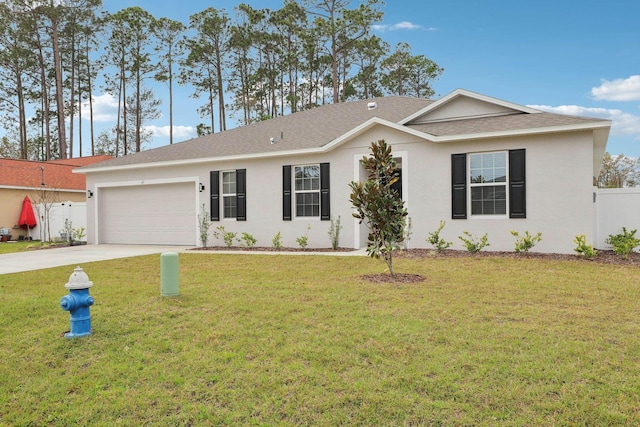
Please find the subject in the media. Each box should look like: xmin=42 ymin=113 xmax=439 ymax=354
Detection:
xmin=200 ymin=202 xmax=640 ymax=257
xmin=428 ymin=221 xmax=640 ymax=258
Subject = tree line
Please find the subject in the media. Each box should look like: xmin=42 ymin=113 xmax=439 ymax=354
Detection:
xmin=0 ymin=0 xmax=444 ymax=161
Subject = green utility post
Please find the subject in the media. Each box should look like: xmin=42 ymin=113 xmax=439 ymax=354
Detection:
xmin=160 ymin=252 xmax=179 ymax=297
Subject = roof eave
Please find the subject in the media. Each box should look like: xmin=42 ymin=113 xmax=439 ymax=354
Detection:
xmin=425 ymin=120 xmax=612 ymax=143
xmin=78 ymin=118 xmax=435 ymax=174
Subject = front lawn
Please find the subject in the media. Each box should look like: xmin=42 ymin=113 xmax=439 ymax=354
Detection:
xmin=0 ymin=253 xmax=639 ymax=425
xmin=0 ymin=240 xmax=42 ymax=254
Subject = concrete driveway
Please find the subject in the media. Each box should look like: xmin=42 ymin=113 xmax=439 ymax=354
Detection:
xmin=0 ymin=244 xmax=190 ymax=275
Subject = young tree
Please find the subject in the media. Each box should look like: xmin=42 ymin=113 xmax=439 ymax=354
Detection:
xmin=349 ymin=139 xmax=407 ymax=277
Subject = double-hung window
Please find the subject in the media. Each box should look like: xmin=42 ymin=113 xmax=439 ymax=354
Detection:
xmin=469 ymin=152 xmax=507 ymax=216
xmin=451 ymin=149 xmax=526 ymax=219
xmin=222 ymin=171 xmax=237 ymax=219
xmin=210 ymin=169 xmax=246 ymax=221
xmin=294 ymin=165 xmax=320 ymax=217
xmin=282 ymin=163 xmax=330 ymax=221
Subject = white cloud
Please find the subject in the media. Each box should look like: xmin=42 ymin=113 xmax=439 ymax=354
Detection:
xmin=82 ymin=93 xmax=119 ymax=122
xmin=145 ymin=125 xmax=196 ymax=140
xmin=528 ymin=104 xmax=640 ymax=139
xmin=591 ymin=75 xmax=640 ymax=101
xmin=373 ymin=21 xmax=433 ymax=32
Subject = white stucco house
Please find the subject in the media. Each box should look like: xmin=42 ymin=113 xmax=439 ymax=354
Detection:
xmin=76 ymin=89 xmax=611 ymax=254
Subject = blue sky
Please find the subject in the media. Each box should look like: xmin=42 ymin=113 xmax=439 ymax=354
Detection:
xmin=89 ymin=0 xmax=640 ymax=157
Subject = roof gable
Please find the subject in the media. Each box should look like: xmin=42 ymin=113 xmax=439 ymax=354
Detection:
xmin=401 ymin=89 xmax=541 ymax=125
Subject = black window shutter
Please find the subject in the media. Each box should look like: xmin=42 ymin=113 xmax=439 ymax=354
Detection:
xmin=451 ymin=153 xmax=467 ymax=219
xmin=210 ymin=171 xmax=220 ymax=221
xmin=509 ymin=149 xmax=526 ymax=218
xmin=236 ymin=169 xmax=246 ymax=221
xmin=320 ymin=162 xmax=330 ymax=220
xmin=283 ymin=165 xmax=292 ymax=221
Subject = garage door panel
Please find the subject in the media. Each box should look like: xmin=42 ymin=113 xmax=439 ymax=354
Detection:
xmin=99 ymin=182 xmax=196 ymax=245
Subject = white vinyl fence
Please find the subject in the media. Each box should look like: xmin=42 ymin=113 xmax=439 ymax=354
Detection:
xmin=594 ymin=187 xmax=640 ymax=250
xmin=32 ymin=201 xmax=86 ymax=242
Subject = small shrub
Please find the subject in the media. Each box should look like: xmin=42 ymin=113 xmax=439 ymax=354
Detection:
xmin=510 ymin=230 xmax=542 ymax=253
xmin=197 ymin=204 xmax=211 ymax=247
xmin=427 ymin=220 xmax=452 ymax=252
xmin=240 ymin=232 xmax=257 ymax=248
xmin=327 ymin=216 xmax=342 ymax=250
xmin=59 ymin=219 xmax=85 ymax=243
xmin=73 ymin=227 xmax=86 ymax=242
xmin=459 ymin=231 xmax=489 ymax=253
xmin=574 ymin=234 xmax=597 ymax=258
xmin=213 ymin=226 xmax=237 ymax=248
xmin=272 ymin=232 xmax=283 ymax=249
xmin=605 ymin=227 xmax=640 ymax=258
xmin=296 ymin=225 xmax=311 ymax=250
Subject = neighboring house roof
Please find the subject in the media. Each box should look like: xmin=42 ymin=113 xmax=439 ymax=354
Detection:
xmin=0 ymin=155 xmax=112 ymax=190
xmin=77 ymin=89 xmax=611 ymax=174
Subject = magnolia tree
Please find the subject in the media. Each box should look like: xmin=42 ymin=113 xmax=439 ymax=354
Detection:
xmin=349 ymin=139 xmax=407 ymax=276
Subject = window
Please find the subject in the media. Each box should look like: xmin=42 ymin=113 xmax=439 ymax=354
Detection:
xmin=295 ymin=165 xmax=320 ymax=217
xmin=222 ymin=171 xmax=237 ymax=219
xmin=451 ymin=150 xmax=526 ymax=219
xmin=283 ymin=163 xmax=330 ymax=221
xmin=210 ymin=169 xmax=246 ymax=221
xmin=469 ymin=152 xmax=507 ymax=216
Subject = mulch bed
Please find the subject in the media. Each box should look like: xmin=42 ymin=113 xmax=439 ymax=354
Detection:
xmin=191 ymin=246 xmax=639 ymax=283
xmin=190 ymin=246 xmax=356 ymax=252
xmin=396 ymin=248 xmax=640 ymax=266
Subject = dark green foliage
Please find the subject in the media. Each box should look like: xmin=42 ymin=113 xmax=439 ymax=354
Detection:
xmin=350 ymin=140 xmax=407 ymax=276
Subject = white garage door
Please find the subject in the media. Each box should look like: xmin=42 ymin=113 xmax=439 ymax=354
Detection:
xmin=99 ymin=182 xmax=197 ymax=245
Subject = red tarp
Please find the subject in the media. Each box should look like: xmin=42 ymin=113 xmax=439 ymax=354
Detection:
xmin=18 ymin=196 xmax=37 ymax=229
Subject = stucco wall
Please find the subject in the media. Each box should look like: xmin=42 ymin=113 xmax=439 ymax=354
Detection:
xmin=85 ymin=127 xmax=596 ymax=253
xmin=0 ymin=188 xmax=85 ymax=240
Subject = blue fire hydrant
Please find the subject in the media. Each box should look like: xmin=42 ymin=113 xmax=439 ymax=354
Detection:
xmin=60 ymin=266 xmax=94 ymax=338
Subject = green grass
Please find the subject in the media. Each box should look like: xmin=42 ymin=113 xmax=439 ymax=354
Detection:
xmin=1 ymin=254 xmax=639 ymax=425
xmin=0 ymin=240 xmax=62 ymax=255
xmin=0 ymin=240 xmax=42 ymax=254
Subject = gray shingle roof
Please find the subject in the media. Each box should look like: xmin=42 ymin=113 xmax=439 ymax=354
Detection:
xmin=79 ymin=94 xmax=609 ymax=172
xmin=408 ymin=111 xmax=608 ymax=137
xmin=80 ymin=96 xmax=433 ymax=170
